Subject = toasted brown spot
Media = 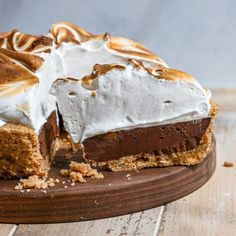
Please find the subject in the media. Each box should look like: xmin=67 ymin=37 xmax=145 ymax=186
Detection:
xmin=82 ymin=64 xmax=125 ymax=86
xmin=0 ymin=47 xmax=43 ymax=72
xmin=154 ymin=68 xmax=193 ymax=81
xmin=50 ymin=21 xmax=93 ymax=44
xmin=0 ymin=51 xmax=39 ymax=97
xmin=1 ymin=30 xmax=52 ymax=53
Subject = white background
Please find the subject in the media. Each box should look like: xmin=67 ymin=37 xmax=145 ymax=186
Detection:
xmin=0 ymin=0 xmax=235 ymax=88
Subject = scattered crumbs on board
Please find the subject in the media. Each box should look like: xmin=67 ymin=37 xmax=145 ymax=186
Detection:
xmin=15 ymin=175 xmax=60 ymax=191
xmin=223 ymin=161 xmax=234 ymax=168
xmin=60 ymin=161 xmax=104 ymax=183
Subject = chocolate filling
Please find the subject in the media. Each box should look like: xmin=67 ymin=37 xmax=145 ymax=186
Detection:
xmin=38 ymin=111 xmax=59 ymax=160
xmin=83 ymin=118 xmax=211 ymax=162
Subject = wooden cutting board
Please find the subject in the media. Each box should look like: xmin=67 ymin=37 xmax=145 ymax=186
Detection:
xmin=0 ymin=138 xmax=216 ymax=224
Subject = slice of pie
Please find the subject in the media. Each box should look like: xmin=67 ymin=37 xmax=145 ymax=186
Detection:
xmin=50 ymin=22 xmax=218 ymax=171
xmin=0 ymin=22 xmax=218 ymax=178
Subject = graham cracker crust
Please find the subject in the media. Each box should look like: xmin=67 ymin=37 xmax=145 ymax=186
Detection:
xmin=0 ymin=123 xmax=49 ymax=178
xmin=0 ymin=112 xmax=59 ymax=178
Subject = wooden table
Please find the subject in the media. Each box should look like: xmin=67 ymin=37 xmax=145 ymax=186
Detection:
xmin=0 ymin=89 xmax=235 ymax=236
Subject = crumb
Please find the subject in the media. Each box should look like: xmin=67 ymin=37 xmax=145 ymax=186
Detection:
xmin=223 ymin=161 xmax=234 ymax=167
xmin=14 ymin=175 xmax=59 ymax=191
xmin=60 ymin=169 xmax=69 ymax=176
xmin=70 ymin=171 xmax=86 ymax=183
xmin=64 ymin=186 xmax=68 ymax=189
xmin=91 ymin=91 xmax=97 ymax=97
xmin=60 ymin=161 xmax=104 ymax=183
xmin=65 ymin=153 xmax=74 ymax=160
xmin=71 ymin=182 xmax=75 ymax=186
xmin=62 ymin=181 xmax=65 ymax=184
xmin=106 ymin=229 xmax=113 ymax=234
xmin=126 ymin=173 xmax=131 ymax=180
xmin=26 ymin=189 xmax=31 ymax=192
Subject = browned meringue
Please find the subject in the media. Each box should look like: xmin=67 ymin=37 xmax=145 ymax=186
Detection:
xmin=0 ymin=21 xmax=211 ymax=137
xmin=0 ymin=30 xmax=53 ymax=53
xmin=50 ymin=21 xmax=93 ymax=44
xmin=0 ymin=50 xmax=39 ymax=97
xmin=50 ymin=21 xmax=167 ymax=69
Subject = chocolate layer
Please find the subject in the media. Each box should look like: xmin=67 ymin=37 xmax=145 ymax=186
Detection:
xmin=38 ymin=111 xmax=59 ymax=160
xmin=83 ymin=118 xmax=211 ymax=162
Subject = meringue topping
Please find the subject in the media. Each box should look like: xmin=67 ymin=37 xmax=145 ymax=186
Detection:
xmin=50 ymin=21 xmax=167 ymax=69
xmin=0 ymin=50 xmax=39 ymax=97
xmin=0 ymin=47 xmax=43 ymax=72
xmin=50 ymin=21 xmax=92 ymax=44
xmin=0 ymin=48 xmax=57 ymax=132
xmin=0 ymin=21 xmax=212 ymax=139
xmin=0 ymin=30 xmax=53 ymax=53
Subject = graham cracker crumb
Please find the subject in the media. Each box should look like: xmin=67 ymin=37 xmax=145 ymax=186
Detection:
xmin=14 ymin=175 xmax=58 ymax=191
xmin=60 ymin=161 xmax=103 ymax=183
xmin=126 ymin=173 xmax=131 ymax=180
xmin=60 ymin=169 xmax=69 ymax=176
xmin=65 ymin=153 xmax=74 ymax=160
xmin=91 ymin=91 xmax=97 ymax=97
xmin=223 ymin=161 xmax=234 ymax=167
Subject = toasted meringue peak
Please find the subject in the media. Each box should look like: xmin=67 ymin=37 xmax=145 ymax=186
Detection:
xmin=0 ymin=47 xmax=43 ymax=72
xmin=102 ymin=35 xmax=167 ymax=67
xmin=0 ymin=31 xmax=12 ymax=48
xmin=87 ymin=59 xmax=195 ymax=83
xmin=82 ymin=64 xmax=125 ymax=86
xmin=0 ymin=51 xmax=39 ymax=97
xmin=153 ymin=68 xmax=194 ymax=81
xmin=50 ymin=22 xmax=167 ymax=69
xmin=50 ymin=21 xmax=93 ymax=44
xmin=0 ymin=30 xmax=53 ymax=53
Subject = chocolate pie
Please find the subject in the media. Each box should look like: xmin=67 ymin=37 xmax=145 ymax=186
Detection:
xmin=0 ymin=22 xmax=218 ymax=178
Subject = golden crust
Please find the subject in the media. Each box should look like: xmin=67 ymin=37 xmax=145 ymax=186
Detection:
xmin=0 ymin=123 xmax=49 ymax=178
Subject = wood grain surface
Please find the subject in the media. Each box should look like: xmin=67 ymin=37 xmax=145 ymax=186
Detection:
xmin=0 ymin=138 xmax=215 ymax=224
xmin=0 ymin=89 xmax=235 ymax=236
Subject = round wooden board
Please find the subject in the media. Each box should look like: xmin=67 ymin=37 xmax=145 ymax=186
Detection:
xmin=0 ymin=138 xmax=216 ymax=224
